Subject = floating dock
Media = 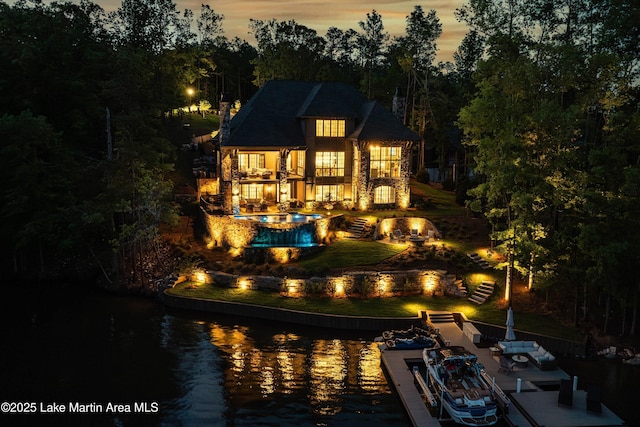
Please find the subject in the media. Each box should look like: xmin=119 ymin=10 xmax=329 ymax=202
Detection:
xmin=379 ymin=313 xmax=627 ymax=427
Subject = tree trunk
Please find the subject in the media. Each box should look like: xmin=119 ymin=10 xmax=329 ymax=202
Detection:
xmin=630 ymin=281 xmax=638 ymax=336
xmin=574 ymin=285 xmax=579 ymax=327
xmin=603 ymin=291 xmax=611 ymax=335
xmin=583 ymin=281 xmax=588 ymax=322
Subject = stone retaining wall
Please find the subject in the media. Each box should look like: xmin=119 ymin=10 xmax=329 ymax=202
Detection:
xmin=191 ymin=269 xmax=466 ymax=297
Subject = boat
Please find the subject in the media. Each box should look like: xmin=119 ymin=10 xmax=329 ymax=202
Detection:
xmin=381 ymin=325 xmax=435 ymax=341
xmin=386 ymin=335 xmax=439 ymax=350
xmin=423 ymin=346 xmax=499 ymax=426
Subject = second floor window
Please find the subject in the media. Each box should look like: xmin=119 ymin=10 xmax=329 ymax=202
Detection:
xmin=370 ymin=146 xmax=401 ymax=178
xmin=315 ymin=152 xmax=344 ymax=177
xmin=238 ymin=153 xmax=265 ymax=170
xmin=316 ymin=119 xmax=345 ymax=137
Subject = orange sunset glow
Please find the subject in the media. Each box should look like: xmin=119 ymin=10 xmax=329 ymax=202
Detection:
xmin=45 ymin=0 xmax=469 ymax=63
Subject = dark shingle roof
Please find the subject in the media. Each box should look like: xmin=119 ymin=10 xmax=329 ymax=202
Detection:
xmin=223 ymin=80 xmax=420 ymax=147
xmin=349 ymin=101 xmax=421 ymax=142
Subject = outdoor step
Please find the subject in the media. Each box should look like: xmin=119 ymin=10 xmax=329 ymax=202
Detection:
xmin=345 ymin=218 xmax=368 ymax=238
xmin=468 ymin=295 xmax=487 ymax=304
xmin=428 ymin=313 xmax=455 ymax=323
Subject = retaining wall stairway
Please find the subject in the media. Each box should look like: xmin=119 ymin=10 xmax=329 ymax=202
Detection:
xmin=468 ymin=281 xmax=495 ymax=305
xmin=347 ymin=217 xmax=367 ymax=238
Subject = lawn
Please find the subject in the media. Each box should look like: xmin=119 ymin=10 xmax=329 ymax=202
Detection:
xmin=167 ymin=281 xmax=582 ymax=341
xmin=298 ymin=240 xmax=406 ymax=271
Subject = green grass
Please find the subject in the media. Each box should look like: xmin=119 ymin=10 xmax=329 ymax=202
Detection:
xmin=298 ymin=240 xmax=406 ymax=271
xmin=167 ymin=281 xmax=582 ymax=341
xmin=411 ymin=181 xmax=467 ymax=216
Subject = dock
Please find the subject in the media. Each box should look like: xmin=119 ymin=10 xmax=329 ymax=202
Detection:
xmin=379 ymin=313 xmax=627 ymax=427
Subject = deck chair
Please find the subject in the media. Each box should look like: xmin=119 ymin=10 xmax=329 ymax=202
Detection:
xmin=393 ymin=229 xmax=405 ymax=242
xmin=498 ymin=356 xmax=515 ymax=375
xmin=586 ymin=384 xmax=602 ymax=413
xmin=558 ymin=379 xmax=573 ymax=407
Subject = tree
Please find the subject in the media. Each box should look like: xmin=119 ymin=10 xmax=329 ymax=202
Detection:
xmin=249 ymin=19 xmax=326 ymax=86
xmin=357 ymin=10 xmax=389 ymax=97
xmin=0 ymin=112 xmax=77 ymax=273
xmin=197 ymin=4 xmax=225 ymax=47
xmin=111 ymin=0 xmax=180 ymax=53
xmin=395 ymin=6 xmax=442 ymax=169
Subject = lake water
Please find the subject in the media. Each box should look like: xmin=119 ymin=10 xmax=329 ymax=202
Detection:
xmin=0 ymin=283 xmax=634 ymax=426
xmin=0 ymin=283 xmax=409 ymax=427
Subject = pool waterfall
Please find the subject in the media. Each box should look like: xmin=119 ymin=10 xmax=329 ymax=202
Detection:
xmin=202 ymin=211 xmax=337 ymax=262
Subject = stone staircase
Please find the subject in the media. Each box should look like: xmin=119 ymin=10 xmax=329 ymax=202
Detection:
xmin=347 ymin=217 xmax=367 ymax=238
xmin=468 ymin=281 xmax=495 ymax=305
xmin=467 ymin=252 xmax=491 ymax=269
xmin=453 ymin=278 xmax=467 ymax=297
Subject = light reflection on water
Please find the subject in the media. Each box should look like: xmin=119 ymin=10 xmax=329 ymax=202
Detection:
xmin=194 ymin=321 xmax=397 ymax=425
xmin=0 ymin=286 xmax=409 ymax=427
xmin=3 ymin=284 xmax=637 ymax=427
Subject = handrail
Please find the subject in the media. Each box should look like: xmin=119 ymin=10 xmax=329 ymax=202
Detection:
xmin=413 ymin=367 xmax=438 ymax=407
xmin=481 ymin=369 xmax=511 ymax=409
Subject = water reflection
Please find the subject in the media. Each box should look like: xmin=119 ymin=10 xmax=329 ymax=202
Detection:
xmin=0 ymin=285 xmax=403 ymax=426
xmin=199 ymin=322 xmax=392 ymax=422
xmin=3 ymin=284 xmax=637 ymax=426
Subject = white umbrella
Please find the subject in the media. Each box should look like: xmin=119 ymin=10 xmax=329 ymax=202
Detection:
xmin=505 ymin=307 xmax=516 ymax=341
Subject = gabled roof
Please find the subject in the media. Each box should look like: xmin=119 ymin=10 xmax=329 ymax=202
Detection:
xmin=223 ymin=80 xmax=420 ymax=148
xmin=349 ymin=101 xmax=421 ymax=142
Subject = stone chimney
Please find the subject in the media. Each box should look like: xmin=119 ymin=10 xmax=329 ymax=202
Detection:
xmin=219 ymin=92 xmax=232 ymax=145
xmin=392 ymin=86 xmax=406 ymax=125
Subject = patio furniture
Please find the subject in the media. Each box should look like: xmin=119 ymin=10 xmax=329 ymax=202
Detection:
xmin=497 ymin=340 xmax=557 ymax=370
xmin=511 ymin=354 xmax=528 ymax=368
xmin=498 ymin=356 xmax=515 ymax=375
xmin=392 ymin=229 xmax=405 ymax=242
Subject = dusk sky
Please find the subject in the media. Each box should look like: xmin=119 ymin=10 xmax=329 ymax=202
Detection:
xmin=45 ymin=0 xmax=469 ymax=63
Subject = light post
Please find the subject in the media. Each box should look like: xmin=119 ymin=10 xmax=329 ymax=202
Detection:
xmin=186 ymin=87 xmax=195 ymax=114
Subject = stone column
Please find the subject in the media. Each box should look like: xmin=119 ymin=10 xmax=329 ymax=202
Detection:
xmin=356 ymin=142 xmax=371 ymax=211
xmin=278 ymin=149 xmax=289 ymax=212
xmin=231 ymin=150 xmax=240 ymax=214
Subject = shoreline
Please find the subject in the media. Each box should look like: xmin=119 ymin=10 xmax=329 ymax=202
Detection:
xmin=163 ymin=291 xmax=419 ymax=331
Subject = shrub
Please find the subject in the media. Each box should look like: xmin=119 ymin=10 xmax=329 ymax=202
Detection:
xmin=416 ymin=167 xmax=430 ymax=184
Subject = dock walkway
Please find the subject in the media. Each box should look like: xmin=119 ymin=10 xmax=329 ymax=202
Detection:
xmin=380 ymin=313 xmax=627 ymax=427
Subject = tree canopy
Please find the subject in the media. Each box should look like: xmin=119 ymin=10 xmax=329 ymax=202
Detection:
xmin=1 ymin=0 xmax=639 ymax=337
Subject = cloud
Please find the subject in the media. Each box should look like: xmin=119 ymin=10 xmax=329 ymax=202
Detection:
xmin=37 ymin=0 xmax=468 ymax=61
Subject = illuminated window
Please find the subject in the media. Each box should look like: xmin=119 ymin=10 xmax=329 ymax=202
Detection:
xmin=286 ymin=150 xmax=305 ymax=176
xmin=315 ymin=119 xmax=345 ymax=137
xmin=315 ymin=185 xmax=344 ymax=202
xmin=369 ymin=146 xmax=401 ymax=178
xmin=296 ymin=151 xmax=305 ymax=176
xmin=241 ymin=183 xmax=264 ymax=201
xmin=238 ymin=153 xmax=265 ymax=170
xmin=315 ymin=152 xmax=344 ymax=177
xmin=374 ymin=186 xmax=395 ymax=204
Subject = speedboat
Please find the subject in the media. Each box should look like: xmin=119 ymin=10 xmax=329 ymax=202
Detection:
xmin=386 ymin=335 xmax=439 ymax=350
xmin=423 ymin=346 xmax=499 ymax=426
xmin=381 ymin=325 xmax=435 ymax=341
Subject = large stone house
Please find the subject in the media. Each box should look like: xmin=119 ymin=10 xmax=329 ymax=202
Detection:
xmin=216 ymin=80 xmax=421 ymax=213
